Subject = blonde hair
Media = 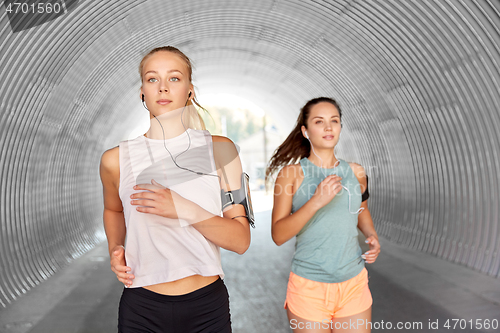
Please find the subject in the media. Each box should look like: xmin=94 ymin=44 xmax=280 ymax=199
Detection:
xmin=139 ymin=46 xmax=209 ymax=130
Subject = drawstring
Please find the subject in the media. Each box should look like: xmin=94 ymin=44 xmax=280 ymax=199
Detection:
xmin=325 ymin=283 xmax=331 ymax=307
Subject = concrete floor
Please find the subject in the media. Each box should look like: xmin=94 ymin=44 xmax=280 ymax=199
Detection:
xmin=1 ymin=194 xmax=500 ymax=333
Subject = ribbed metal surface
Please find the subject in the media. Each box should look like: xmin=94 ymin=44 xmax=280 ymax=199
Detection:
xmin=0 ymin=0 xmax=499 ymax=308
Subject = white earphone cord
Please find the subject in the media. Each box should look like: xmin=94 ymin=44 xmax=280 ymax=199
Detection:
xmin=145 ymin=98 xmax=220 ymax=180
xmin=308 ymin=138 xmax=364 ymax=215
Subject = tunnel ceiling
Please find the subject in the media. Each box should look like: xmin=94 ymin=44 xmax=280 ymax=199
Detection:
xmin=1 ymin=0 xmax=499 ymax=308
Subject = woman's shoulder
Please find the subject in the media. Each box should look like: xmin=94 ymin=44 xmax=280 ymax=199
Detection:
xmin=211 ymin=135 xmax=239 ymax=166
xmin=211 ymin=134 xmax=234 ymax=144
xmin=211 ymin=135 xmax=237 ymax=153
xmin=347 ymin=161 xmax=365 ymax=173
xmin=277 ymin=163 xmax=303 ymax=181
xmin=347 ymin=161 xmax=367 ymax=185
xmin=100 ymin=146 xmax=119 ymax=176
xmin=101 ymin=146 xmax=119 ymax=162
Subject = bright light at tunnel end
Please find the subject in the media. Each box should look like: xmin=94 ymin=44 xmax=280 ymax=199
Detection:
xmin=197 ymin=93 xmax=266 ymax=117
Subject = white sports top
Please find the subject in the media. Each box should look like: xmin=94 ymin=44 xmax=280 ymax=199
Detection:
xmin=118 ymin=128 xmax=224 ymax=288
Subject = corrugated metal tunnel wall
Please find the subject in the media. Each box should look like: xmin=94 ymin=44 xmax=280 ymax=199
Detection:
xmin=0 ymin=0 xmax=499 ymax=308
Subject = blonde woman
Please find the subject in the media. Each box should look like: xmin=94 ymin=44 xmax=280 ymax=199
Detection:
xmin=100 ymin=46 xmax=251 ymax=332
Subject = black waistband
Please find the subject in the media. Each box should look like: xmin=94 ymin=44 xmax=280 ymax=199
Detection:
xmin=123 ymin=277 xmax=224 ymax=303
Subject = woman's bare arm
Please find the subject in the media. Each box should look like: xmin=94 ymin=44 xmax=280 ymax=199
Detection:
xmin=100 ymin=147 xmax=134 ymax=286
xmin=188 ymin=135 xmax=251 ymax=254
xmin=350 ymin=162 xmax=380 ymax=264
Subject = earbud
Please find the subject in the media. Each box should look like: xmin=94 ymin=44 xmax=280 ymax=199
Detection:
xmin=142 ymin=94 xmax=145 ymax=102
xmin=188 ymin=91 xmax=192 ymax=97
xmin=305 ymin=131 xmax=309 ymax=139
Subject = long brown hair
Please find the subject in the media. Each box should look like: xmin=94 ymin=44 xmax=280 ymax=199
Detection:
xmin=265 ymin=97 xmax=342 ymax=183
xmin=139 ymin=46 xmax=210 ymax=129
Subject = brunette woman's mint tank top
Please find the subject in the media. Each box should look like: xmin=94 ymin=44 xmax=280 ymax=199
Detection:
xmin=291 ymin=158 xmax=364 ymax=283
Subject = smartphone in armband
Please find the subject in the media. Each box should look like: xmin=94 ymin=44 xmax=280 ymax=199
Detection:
xmin=242 ymin=173 xmax=254 ymax=226
xmin=221 ymin=172 xmax=255 ymax=228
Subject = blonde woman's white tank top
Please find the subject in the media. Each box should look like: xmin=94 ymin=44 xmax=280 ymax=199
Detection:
xmin=118 ymin=128 xmax=223 ymax=288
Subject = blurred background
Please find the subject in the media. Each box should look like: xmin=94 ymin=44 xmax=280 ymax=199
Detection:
xmin=0 ymin=0 xmax=499 ymax=332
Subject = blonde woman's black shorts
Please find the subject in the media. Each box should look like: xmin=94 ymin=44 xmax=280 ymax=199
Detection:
xmin=118 ymin=277 xmax=231 ymax=333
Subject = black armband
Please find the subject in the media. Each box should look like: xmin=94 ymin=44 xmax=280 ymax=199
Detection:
xmin=221 ymin=173 xmax=255 ymax=228
xmin=361 ymin=175 xmax=370 ymax=202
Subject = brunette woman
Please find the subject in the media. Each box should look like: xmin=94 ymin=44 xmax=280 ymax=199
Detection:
xmin=267 ymin=97 xmax=380 ymax=333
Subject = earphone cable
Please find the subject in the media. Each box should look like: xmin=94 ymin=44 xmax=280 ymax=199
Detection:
xmin=307 ymin=137 xmax=363 ymax=215
xmin=146 ymin=99 xmax=220 ymax=180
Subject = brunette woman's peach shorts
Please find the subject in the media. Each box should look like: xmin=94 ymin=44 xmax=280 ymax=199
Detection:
xmin=284 ymin=268 xmax=372 ymax=322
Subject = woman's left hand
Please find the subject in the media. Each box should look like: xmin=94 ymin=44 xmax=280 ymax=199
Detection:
xmin=361 ymin=235 xmax=380 ymax=264
xmin=131 ymin=179 xmax=193 ymax=220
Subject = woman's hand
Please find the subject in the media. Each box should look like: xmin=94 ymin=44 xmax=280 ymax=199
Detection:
xmin=361 ymin=235 xmax=380 ymax=264
xmin=309 ymin=175 xmax=343 ymax=209
xmin=110 ymin=245 xmax=134 ymax=287
xmin=131 ymin=179 xmax=192 ymax=220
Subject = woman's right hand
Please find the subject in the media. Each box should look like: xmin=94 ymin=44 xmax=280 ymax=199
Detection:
xmin=110 ymin=245 xmax=135 ymax=287
xmin=310 ymin=175 xmax=343 ymax=209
